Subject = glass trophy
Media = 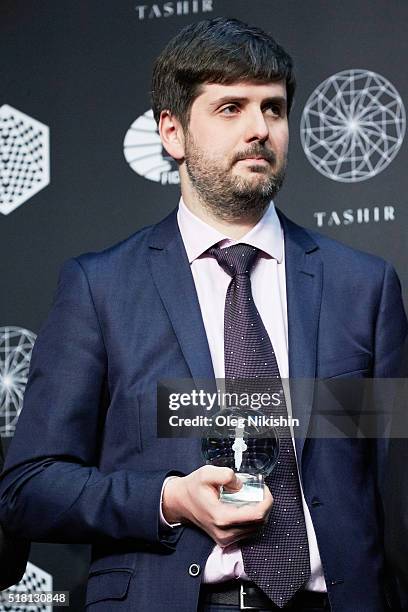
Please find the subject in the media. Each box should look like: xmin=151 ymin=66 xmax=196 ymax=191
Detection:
xmin=202 ymin=407 xmax=279 ymax=504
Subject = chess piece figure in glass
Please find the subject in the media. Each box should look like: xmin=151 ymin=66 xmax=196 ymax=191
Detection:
xmin=202 ymin=407 xmax=279 ymax=504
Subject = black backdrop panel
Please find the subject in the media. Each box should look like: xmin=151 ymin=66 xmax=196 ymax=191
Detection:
xmin=1 ymin=1 xmax=407 ymax=609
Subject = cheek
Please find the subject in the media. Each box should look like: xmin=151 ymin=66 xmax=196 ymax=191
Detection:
xmin=208 ymin=133 xmax=232 ymax=155
xmin=206 ymin=141 xmax=234 ymax=166
xmin=274 ymin=132 xmax=289 ymax=157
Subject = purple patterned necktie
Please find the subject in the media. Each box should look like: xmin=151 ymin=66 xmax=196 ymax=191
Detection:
xmin=208 ymin=243 xmax=311 ymax=608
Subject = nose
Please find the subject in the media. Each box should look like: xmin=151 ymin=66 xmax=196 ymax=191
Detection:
xmin=244 ymin=109 xmax=269 ymax=143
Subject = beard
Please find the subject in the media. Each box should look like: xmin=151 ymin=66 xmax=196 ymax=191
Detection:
xmin=184 ymin=133 xmax=287 ymax=221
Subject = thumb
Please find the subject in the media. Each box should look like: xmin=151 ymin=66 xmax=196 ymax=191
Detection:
xmin=201 ymin=466 xmax=242 ymax=490
xmin=216 ymin=467 xmax=243 ymax=491
xmin=222 ymin=469 xmax=243 ymax=492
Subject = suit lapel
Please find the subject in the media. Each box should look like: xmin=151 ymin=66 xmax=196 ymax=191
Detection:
xmin=278 ymin=211 xmax=323 ymax=464
xmin=148 ymin=209 xmax=215 ymax=386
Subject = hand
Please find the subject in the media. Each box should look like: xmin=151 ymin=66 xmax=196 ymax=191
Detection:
xmin=162 ymin=465 xmax=273 ymax=547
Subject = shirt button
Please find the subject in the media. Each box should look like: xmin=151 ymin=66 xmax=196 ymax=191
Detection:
xmin=188 ymin=563 xmax=201 ymax=577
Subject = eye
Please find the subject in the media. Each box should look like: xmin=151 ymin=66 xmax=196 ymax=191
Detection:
xmin=220 ymin=104 xmax=239 ymax=115
xmin=265 ymin=103 xmax=284 ymax=117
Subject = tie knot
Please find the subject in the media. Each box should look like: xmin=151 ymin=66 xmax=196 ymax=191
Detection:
xmin=208 ymin=243 xmax=259 ymax=278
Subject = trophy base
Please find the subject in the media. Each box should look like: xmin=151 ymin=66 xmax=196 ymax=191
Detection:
xmin=220 ymin=473 xmax=264 ymax=504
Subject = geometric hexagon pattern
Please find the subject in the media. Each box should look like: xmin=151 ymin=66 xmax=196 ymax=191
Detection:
xmin=0 ymin=105 xmax=50 ymax=215
xmin=300 ymin=69 xmax=406 ymax=182
xmin=0 ymin=562 xmax=53 ymax=612
xmin=0 ymin=326 xmax=37 ymax=437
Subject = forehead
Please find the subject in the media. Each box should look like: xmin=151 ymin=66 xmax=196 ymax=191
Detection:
xmin=194 ymin=80 xmax=287 ymax=106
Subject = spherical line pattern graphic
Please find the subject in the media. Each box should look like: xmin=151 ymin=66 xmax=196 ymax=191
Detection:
xmin=0 ymin=326 xmax=36 ymax=437
xmin=300 ymin=69 xmax=406 ymax=182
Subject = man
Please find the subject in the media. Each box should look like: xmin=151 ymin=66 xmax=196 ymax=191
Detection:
xmin=0 ymin=17 xmax=406 ymax=612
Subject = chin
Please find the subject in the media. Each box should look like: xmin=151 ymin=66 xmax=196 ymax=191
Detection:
xmin=235 ymin=170 xmax=269 ymax=183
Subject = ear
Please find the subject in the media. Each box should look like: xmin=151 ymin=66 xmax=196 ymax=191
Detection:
xmin=158 ymin=110 xmax=186 ymax=161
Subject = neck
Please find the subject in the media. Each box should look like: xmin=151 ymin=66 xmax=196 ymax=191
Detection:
xmin=181 ymin=185 xmax=266 ymax=240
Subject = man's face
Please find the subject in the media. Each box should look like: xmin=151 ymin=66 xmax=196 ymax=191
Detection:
xmin=182 ymin=80 xmax=289 ymax=220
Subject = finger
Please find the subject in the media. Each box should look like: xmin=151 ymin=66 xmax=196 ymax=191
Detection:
xmin=216 ymin=527 xmax=262 ymax=548
xmin=218 ymin=518 xmax=268 ymax=530
xmin=263 ymin=486 xmax=273 ymax=503
xmin=214 ymin=506 xmax=270 ymax=530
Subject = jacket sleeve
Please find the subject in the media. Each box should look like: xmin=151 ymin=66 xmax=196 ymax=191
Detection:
xmin=370 ymin=262 xmax=408 ymax=607
xmin=372 ymin=261 xmax=408 ymax=378
xmin=0 ymin=524 xmax=30 ymax=591
xmin=0 ymin=438 xmax=30 ymax=590
xmin=369 ymin=262 xmax=407 ymax=480
xmin=0 ymin=258 xmax=181 ymax=548
xmin=369 ymin=262 xmax=407 ymax=479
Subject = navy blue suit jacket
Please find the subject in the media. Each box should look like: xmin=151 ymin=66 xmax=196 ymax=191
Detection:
xmin=0 ymin=209 xmax=406 ymax=611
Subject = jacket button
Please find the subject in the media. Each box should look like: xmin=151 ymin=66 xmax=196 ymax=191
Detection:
xmin=188 ymin=563 xmax=201 ymax=577
xmin=311 ymin=497 xmax=322 ymax=507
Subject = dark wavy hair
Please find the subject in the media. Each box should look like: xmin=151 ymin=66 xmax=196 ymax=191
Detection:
xmin=151 ymin=17 xmax=296 ymax=129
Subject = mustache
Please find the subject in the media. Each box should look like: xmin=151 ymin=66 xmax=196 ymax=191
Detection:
xmin=232 ymin=145 xmax=277 ymax=165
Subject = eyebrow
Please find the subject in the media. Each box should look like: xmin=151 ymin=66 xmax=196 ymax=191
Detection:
xmin=208 ymin=95 xmax=287 ymax=109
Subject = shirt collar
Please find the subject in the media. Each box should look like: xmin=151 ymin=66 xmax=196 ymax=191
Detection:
xmin=177 ymin=197 xmax=283 ymax=264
